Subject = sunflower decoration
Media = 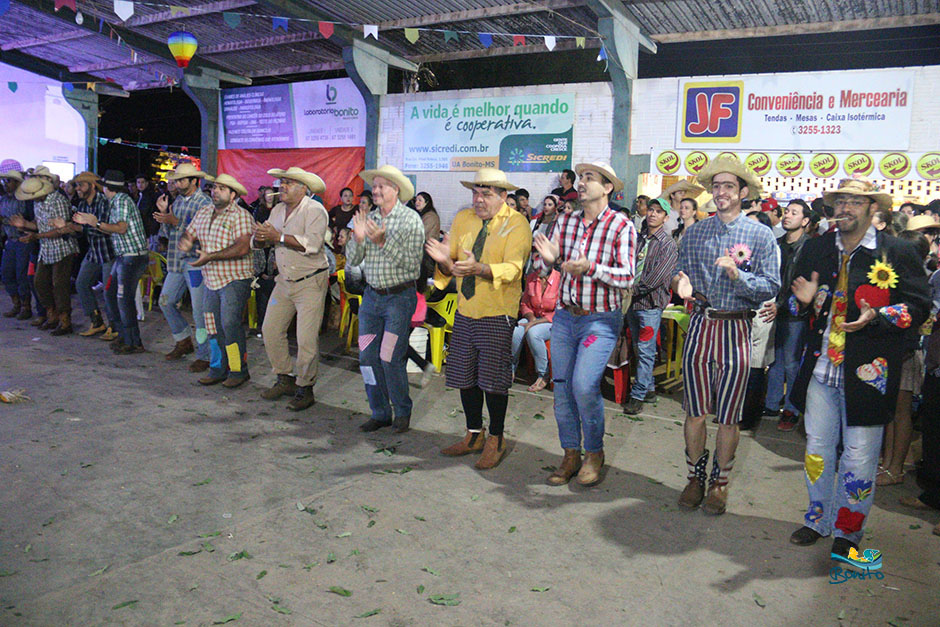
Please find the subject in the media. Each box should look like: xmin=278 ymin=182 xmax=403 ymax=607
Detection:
xmin=727 ymin=243 xmax=753 ymax=267
xmin=867 ymin=258 xmax=898 ymax=290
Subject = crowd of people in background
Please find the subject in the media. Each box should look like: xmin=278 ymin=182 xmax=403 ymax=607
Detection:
xmin=2 ymin=154 xmax=940 ymax=558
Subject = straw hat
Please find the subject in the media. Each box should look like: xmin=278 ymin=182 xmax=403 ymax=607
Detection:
xmin=0 ymin=170 xmax=23 ymax=182
xmin=695 ymin=155 xmax=762 ymax=200
xmin=360 ymin=164 xmax=415 ymax=202
xmin=906 ymin=215 xmax=940 ymax=232
xmin=168 ymin=162 xmax=208 ymax=181
xmin=663 ymin=179 xmax=705 ymax=200
xmin=822 ymin=178 xmax=893 ymax=212
xmin=266 ymin=167 xmax=326 ymax=195
xmin=32 ymin=165 xmax=60 ymax=187
xmin=574 ymin=161 xmax=623 ymax=193
xmin=15 ymin=176 xmax=53 ymax=201
xmin=460 ymin=167 xmax=519 ymax=192
xmin=208 ymin=173 xmax=247 ymax=197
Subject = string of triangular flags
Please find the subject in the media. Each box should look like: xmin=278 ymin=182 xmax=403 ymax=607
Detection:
xmin=98 ymin=136 xmax=198 ymax=156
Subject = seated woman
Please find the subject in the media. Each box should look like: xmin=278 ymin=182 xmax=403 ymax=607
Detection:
xmin=512 ymin=269 xmax=560 ymax=392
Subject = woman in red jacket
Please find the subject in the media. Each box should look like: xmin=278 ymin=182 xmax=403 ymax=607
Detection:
xmin=511 ymin=269 xmax=560 ymax=391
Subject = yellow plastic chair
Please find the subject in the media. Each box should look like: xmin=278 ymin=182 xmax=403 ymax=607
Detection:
xmin=247 ymin=289 xmax=258 ymax=329
xmin=138 ymin=251 xmax=167 ymax=311
xmin=336 ymin=270 xmax=362 ymax=351
xmin=422 ymin=292 xmax=458 ymax=372
xmin=659 ymin=305 xmax=690 ymax=390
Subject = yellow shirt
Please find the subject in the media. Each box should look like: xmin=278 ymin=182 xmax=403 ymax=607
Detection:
xmin=435 ymin=203 xmax=532 ymax=319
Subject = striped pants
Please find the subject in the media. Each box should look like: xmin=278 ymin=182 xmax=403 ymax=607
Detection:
xmin=682 ymin=314 xmax=752 ymax=425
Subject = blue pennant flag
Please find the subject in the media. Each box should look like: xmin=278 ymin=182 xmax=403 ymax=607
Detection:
xmin=478 ymin=33 xmax=493 ymax=48
xmin=272 ymin=16 xmax=288 ymax=32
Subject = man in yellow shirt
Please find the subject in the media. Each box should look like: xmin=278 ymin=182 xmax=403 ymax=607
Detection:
xmin=426 ymin=168 xmax=532 ymax=469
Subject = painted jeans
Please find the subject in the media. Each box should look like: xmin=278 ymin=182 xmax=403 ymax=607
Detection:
xmin=627 ymin=307 xmax=662 ymax=401
xmin=357 ymin=286 xmax=416 ymax=423
xmin=203 ymin=278 xmax=251 ymax=380
xmin=158 ymin=263 xmax=209 ymax=361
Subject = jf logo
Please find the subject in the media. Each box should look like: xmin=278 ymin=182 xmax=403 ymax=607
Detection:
xmin=681 ymin=81 xmax=743 ymax=143
xmin=325 ymin=83 xmax=337 ymax=104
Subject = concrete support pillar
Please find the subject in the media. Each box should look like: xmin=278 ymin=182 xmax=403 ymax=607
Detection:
xmin=181 ymin=70 xmax=220 ymax=176
xmin=64 ymin=88 xmax=99 ymax=172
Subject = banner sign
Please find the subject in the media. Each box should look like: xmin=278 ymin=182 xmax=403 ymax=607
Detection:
xmin=651 ymin=149 xmax=940 ymax=181
xmin=220 ymin=78 xmax=366 ymax=150
xmin=403 ymin=94 xmax=574 ymax=172
xmin=675 ymin=70 xmax=914 ymax=151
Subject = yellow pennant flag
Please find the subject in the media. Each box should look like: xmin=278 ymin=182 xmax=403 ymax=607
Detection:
xmin=575 ymin=37 xmax=585 ymax=48
xmin=404 ymin=28 xmax=419 ymax=44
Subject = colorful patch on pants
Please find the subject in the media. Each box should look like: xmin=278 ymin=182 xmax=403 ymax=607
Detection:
xmin=204 ymin=312 xmax=217 ymax=335
xmin=380 ymin=330 xmax=398 ymax=362
xmin=805 ymin=500 xmax=824 ymax=523
xmin=358 ymin=333 xmax=376 ymax=353
xmin=856 ymin=357 xmax=887 ymax=394
xmin=638 ymin=326 xmax=655 ymax=342
xmin=879 ymin=304 xmax=911 ymax=329
xmin=843 ymin=472 xmax=873 ymax=504
xmin=834 ymin=507 xmax=865 ymax=535
xmin=209 ymin=338 xmax=222 ymax=370
xmin=360 ymin=365 xmax=376 ymax=386
xmin=582 ymin=334 xmax=597 ymax=348
xmin=804 ymin=453 xmax=824 ymax=484
xmin=226 ymin=343 xmax=242 ymax=373
xmin=195 ymin=328 xmax=208 ymax=344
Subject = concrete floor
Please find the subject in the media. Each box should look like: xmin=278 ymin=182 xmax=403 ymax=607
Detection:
xmin=0 ymin=306 xmax=938 ymax=626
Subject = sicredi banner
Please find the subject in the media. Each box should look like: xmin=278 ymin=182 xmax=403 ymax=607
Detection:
xmin=675 ymin=70 xmax=914 ymax=151
xmin=403 ymin=94 xmax=573 ymax=172
xmin=220 ymin=78 xmax=366 ymax=149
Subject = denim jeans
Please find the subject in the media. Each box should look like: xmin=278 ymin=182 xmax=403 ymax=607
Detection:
xmin=550 ymin=308 xmax=622 ymax=453
xmin=203 ymin=278 xmax=251 ymax=380
xmin=511 ymin=319 xmax=552 ymax=377
xmin=158 ymin=263 xmax=209 ymax=361
xmin=802 ymin=377 xmax=884 ymax=544
xmin=765 ymin=319 xmax=806 ymax=415
xmin=105 ymin=253 xmax=149 ymax=347
xmin=627 ymin=307 xmax=662 ymax=401
xmin=358 ymin=286 xmax=417 ymax=423
xmin=1 ymin=239 xmax=30 ymax=299
xmin=76 ymin=256 xmax=115 ymax=321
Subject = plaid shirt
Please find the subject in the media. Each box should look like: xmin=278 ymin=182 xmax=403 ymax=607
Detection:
xmin=1 ymin=194 xmax=26 ymax=240
xmin=186 ymin=202 xmax=254 ymax=290
xmin=36 ymin=192 xmax=78 ymax=264
xmin=677 ymin=212 xmax=780 ymax=311
xmin=108 ymin=192 xmax=148 ymax=257
xmin=161 ymin=190 xmax=212 ymax=273
xmin=78 ymin=191 xmax=114 ymax=264
xmin=345 ymin=199 xmax=424 ymax=290
xmin=632 ymin=226 xmax=678 ymax=311
xmin=813 ymin=225 xmax=878 ymax=389
xmin=534 ymin=205 xmax=637 ymax=313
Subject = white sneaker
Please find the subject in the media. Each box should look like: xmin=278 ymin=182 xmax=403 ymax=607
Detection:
xmin=419 ymin=362 xmax=435 ymax=388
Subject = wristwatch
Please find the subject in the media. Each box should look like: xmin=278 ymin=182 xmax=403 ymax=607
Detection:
xmin=279 ymin=233 xmax=285 ymax=245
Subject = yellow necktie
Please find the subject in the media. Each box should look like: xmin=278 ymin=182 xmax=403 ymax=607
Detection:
xmin=827 ymin=253 xmax=850 ymax=366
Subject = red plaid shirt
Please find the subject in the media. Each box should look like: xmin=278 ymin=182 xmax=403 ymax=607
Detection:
xmin=186 ymin=203 xmax=254 ymax=290
xmin=534 ymin=206 xmax=636 ymax=312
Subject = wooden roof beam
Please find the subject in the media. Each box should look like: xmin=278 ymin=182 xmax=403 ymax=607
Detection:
xmin=199 ymin=30 xmax=323 ymax=54
xmin=244 ymin=61 xmax=344 ymax=77
xmin=121 ymin=0 xmax=257 ymax=27
xmin=376 ymin=0 xmax=588 ymax=29
xmin=409 ymin=37 xmax=592 ymax=64
xmin=1 ymin=30 xmax=92 ymax=51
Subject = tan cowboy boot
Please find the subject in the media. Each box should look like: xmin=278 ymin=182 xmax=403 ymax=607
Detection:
xmin=678 ymin=449 xmax=709 ymax=509
xmin=441 ymin=429 xmax=486 ymax=456
xmin=39 ymin=308 xmax=59 ymax=330
xmin=3 ymin=296 xmax=21 ymax=318
xmin=702 ymin=456 xmax=734 ymax=515
xmin=50 ymin=311 xmax=72 ymax=336
xmin=576 ymin=451 xmax=605 ymax=486
xmin=475 ymin=434 xmax=506 ymax=470
xmin=547 ymin=449 xmax=582 ymax=486
xmin=165 ymin=337 xmax=194 ymax=360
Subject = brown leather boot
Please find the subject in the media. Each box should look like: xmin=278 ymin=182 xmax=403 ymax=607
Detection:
xmin=261 ymin=374 xmax=297 ymax=400
xmin=31 ymin=309 xmax=51 ymax=327
xmin=678 ymin=478 xmax=706 ymax=509
xmin=3 ymin=296 xmax=21 ymax=318
xmin=475 ymin=434 xmax=506 ymax=470
xmin=80 ymin=311 xmax=106 ymax=337
xmin=16 ymin=302 xmax=32 ymax=320
xmin=99 ymin=326 xmax=119 ymax=341
xmin=702 ymin=483 xmax=729 ymax=515
xmin=441 ymin=429 xmax=486 ymax=456
xmin=189 ymin=359 xmax=210 ymax=373
xmin=547 ymin=449 xmax=583 ymax=486
xmin=40 ymin=308 xmax=59 ymax=330
xmin=576 ymin=451 xmax=605 ymax=486
xmin=50 ymin=311 xmax=72 ymax=336
xmin=165 ymin=337 xmax=194 ymax=360
xmin=287 ymin=385 xmax=315 ymax=411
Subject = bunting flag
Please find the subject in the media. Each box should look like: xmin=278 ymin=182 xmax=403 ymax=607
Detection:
xmin=318 ymin=21 xmax=333 ymax=38
xmin=478 ymin=32 xmax=493 ymax=48
xmin=169 ymin=5 xmax=189 ymax=17
xmin=113 ymin=0 xmax=134 ymax=21
xmin=223 ymin=11 xmax=240 ymax=28
xmin=63 ymin=82 xmax=74 ymax=91
xmin=576 ymin=37 xmax=585 ymax=48
xmin=54 ymin=0 xmax=76 ymax=11
xmin=75 ymin=10 xmax=82 ymax=24
xmin=512 ymin=34 xmax=525 ymax=46
xmin=272 ymin=16 xmax=287 ymax=32
xmin=544 ymin=35 xmax=556 ymax=51
xmin=363 ymin=24 xmax=377 ymax=39
xmin=7 ymin=82 xmax=17 ymax=93
xmin=404 ymin=28 xmax=419 ymax=43
xmin=444 ymin=30 xmax=458 ymax=43
xmin=597 ymin=46 xmax=607 ymax=61
xmin=0 ymin=0 xmax=9 ymax=19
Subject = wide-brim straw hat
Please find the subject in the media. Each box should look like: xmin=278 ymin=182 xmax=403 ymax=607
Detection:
xmin=208 ymin=173 xmax=247 ymax=197
xmin=696 ymin=155 xmax=762 ymax=201
xmin=168 ymin=162 xmax=208 ymax=181
xmin=822 ymin=178 xmax=893 ymax=212
xmin=663 ymin=179 xmax=705 ymax=200
xmin=361 ymin=164 xmax=415 ymax=202
xmin=460 ymin=167 xmax=519 ymax=192
xmin=15 ymin=176 xmax=53 ymax=201
xmin=906 ymin=215 xmax=940 ymax=232
xmin=0 ymin=170 xmax=23 ymax=182
xmin=71 ymin=171 xmax=101 ymax=187
xmin=32 ymin=165 xmax=60 ymax=187
xmin=267 ymin=167 xmax=326 ymax=195
xmin=574 ymin=162 xmax=623 ymax=193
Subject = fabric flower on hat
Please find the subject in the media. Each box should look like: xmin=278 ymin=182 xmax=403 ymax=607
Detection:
xmin=879 ymin=304 xmax=911 ymax=329
xmin=867 ymin=258 xmax=898 ymax=290
xmin=727 ymin=243 xmax=752 ymax=267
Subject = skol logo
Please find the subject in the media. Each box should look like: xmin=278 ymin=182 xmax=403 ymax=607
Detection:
xmin=656 ymin=151 xmax=681 ymax=175
xmin=681 ymin=81 xmax=743 ymax=143
xmin=745 ymin=152 xmax=772 ymax=176
xmin=685 ymin=151 xmax=709 ymax=174
xmin=879 ymin=153 xmax=911 ymax=179
xmin=326 ymin=83 xmax=337 ymax=104
xmin=844 ymin=153 xmax=874 ymax=176
xmin=916 ymin=153 xmax=940 ymax=180
xmin=809 ymin=153 xmax=840 ymax=178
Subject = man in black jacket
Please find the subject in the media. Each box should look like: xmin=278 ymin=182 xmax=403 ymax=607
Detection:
xmin=787 ymin=179 xmax=931 ymax=564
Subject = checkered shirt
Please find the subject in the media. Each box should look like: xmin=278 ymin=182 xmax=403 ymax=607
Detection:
xmin=108 ymin=192 xmax=148 ymax=257
xmin=344 ymin=199 xmax=425 ymax=290
xmin=36 ymin=192 xmax=78 ymax=264
xmin=1 ymin=194 xmax=26 ymax=240
xmin=676 ymin=212 xmax=780 ymax=311
xmin=161 ymin=190 xmax=212 ymax=273
xmin=78 ymin=192 xmax=114 ymax=264
xmin=185 ymin=202 xmax=254 ymax=290
xmin=533 ymin=205 xmax=637 ymax=313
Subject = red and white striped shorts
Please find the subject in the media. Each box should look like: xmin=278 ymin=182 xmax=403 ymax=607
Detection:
xmin=681 ymin=314 xmax=752 ymax=425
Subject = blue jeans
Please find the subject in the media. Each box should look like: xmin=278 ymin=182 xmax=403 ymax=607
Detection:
xmin=203 ymin=278 xmax=251 ymax=379
xmin=1 ymin=239 xmax=30 ymax=299
xmin=550 ymin=308 xmax=622 ymax=453
xmin=76 ymin=256 xmax=115 ymax=321
xmin=765 ymin=319 xmax=806 ymax=415
xmin=358 ymin=286 xmax=416 ymax=423
xmin=158 ymin=263 xmax=209 ymax=360
xmin=511 ymin=319 xmax=552 ymax=377
xmin=802 ymin=378 xmax=883 ymax=544
xmin=105 ymin=253 xmax=149 ymax=347
xmin=627 ymin=307 xmax=662 ymax=401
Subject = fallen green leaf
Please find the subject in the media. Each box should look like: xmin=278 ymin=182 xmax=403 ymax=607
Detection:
xmin=199 ymin=531 xmax=222 ymax=538
xmin=212 ymin=612 xmax=242 ymax=624
xmin=396 ymin=529 xmax=410 ymax=535
xmin=278 ymin=564 xmax=291 ymax=568
xmin=837 ymin=609 xmax=845 ymax=621
xmin=533 ymin=413 xmax=545 ymax=420
xmin=52 ymin=408 xmax=65 ymax=413
xmin=470 ymin=495 xmax=480 ymax=502
xmin=111 ymin=600 xmax=138 ymax=610
xmin=90 ymin=565 xmax=110 ymax=577
xmin=530 ymin=587 xmax=550 ymax=592
xmin=0 ymin=571 xmax=18 ymax=577
xmin=167 ymin=514 xmax=179 ymax=524
xmin=753 ymin=593 xmax=766 ymax=608
xmin=296 ymin=502 xmax=305 ymax=511
xmin=367 ymin=520 xmax=376 ymax=528
xmin=202 ymin=542 xmax=215 ymax=553
xmin=428 ymin=593 xmax=460 ymax=606
xmin=336 ymin=532 xmax=352 ymax=538
xmin=540 ymin=465 xmax=556 ymax=472
xmin=416 ymin=585 xmax=425 ymax=594
xmin=302 ymin=562 xmax=318 ymax=571
xmin=178 ymin=549 xmax=202 ymax=556
xmin=271 ymin=604 xmax=291 ymax=615
xmin=887 ymin=619 xmax=909 ymax=627
xmin=326 ymin=552 xmax=336 ymax=563
xmin=192 ymin=478 xmax=212 ymax=486
xmin=422 ymin=567 xmax=439 ymax=576
xmin=23 ymin=544 xmax=31 ymax=553
xmin=256 ymin=570 xmax=267 ymax=580
xmin=329 ymin=586 xmax=352 ymax=597
xmin=295 ymin=454 xmax=311 ymax=459
xmin=227 ymin=550 xmax=253 ymax=561
xmin=361 ymin=505 xmax=379 ymax=513
xmin=355 ymin=608 xmax=381 ymax=618
xmin=348 ymin=549 xmax=360 ymax=556
xmin=508 ymin=526 xmax=517 ymax=533
xmin=42 ymin=516 xmax=55 ymax=527
xmin=414 ymin=516 xmax=426 ymax=521
xmin=625 ymin=415 xmax=643 ymax=422
xmin=909 ymin=524 xmax=921 ymax=530
xmin=314 ymin=520 xmax=328 ymax=529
